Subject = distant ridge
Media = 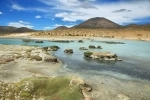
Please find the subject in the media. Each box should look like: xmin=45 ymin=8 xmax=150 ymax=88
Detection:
xmin=54 ymin=26 xmax=68 ymax=30
xmin=72 ymin=17 xmax=121 ymax=29
xmin=0 ymin=26 xmax=36 ymax=34
xmin=124 ymin=23 xmax=150 ymax=30
xmin=0 ymin=26 xmax=17 ymax=34
xmin=12 ymin=27 xmax=36 ymax=33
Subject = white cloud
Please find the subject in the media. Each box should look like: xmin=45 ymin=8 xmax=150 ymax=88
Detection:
xmin=8 ymin=21 xmax=33 ymax=29
xmin=0 ymin=11 xmax=2 ymax=14
xmin=19 ymin=20 xmax=30 ymax=24
xmin=54 ymin=24 xmax=74 ymax=28
xmin=11 ymin=3 xmax=26 ymax=11
xmin=11 ymin=0 xmax=150 ymax=25
xmin=44 ymin=24 xmax=75 ymax=30
xmin=35 ymin=15 xmax=41 ymax=19
xmin=11 ymin=3 xmax=50 ymax=12
xmin=38 ymin=0 xmax=150 ymax=25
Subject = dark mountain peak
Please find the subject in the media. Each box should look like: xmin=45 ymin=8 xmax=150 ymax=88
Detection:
xmin=72 ymin=17 xmax=121 ymax=29
xmin=54 ymin=26 xmax=68 ymax=30
xmin=89 ymin=17 xmax=107 ymax=20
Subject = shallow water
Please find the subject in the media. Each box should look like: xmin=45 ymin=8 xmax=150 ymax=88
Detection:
xmin=0 ymin=38 xmax=150 ymax=80
xmin=1 ymin=38 xmax=150 ymax=99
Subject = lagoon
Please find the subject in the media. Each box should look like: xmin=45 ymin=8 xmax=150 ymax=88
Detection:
xmin=0 ymin=38 xmax=150 ymax=99
xmin=0 ymin=38 xmax=150 ymax=80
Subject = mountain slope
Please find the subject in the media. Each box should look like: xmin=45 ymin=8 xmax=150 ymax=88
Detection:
xmin=54 ymin=26 xmax=69 ymax=30
xmin=11 ymin=27 xmax=36 ymax=33
xmin=0 ymin=26 xmax=17 ymax=34
xmin=124 ymin=23 xmax=150 ymax=30
xmin=72 ymin=17 xmax=121 ymax=29
xmin=0 ymin=26 xmax=36 ymax=34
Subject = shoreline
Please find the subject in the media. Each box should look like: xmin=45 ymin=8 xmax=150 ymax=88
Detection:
xmin=0 ymin=35 xmax=150 ymax=100
xmin=0 ymin=44 xmax=64 ymax=82
xmin=0 ymin=35 xmax=150 ymax=42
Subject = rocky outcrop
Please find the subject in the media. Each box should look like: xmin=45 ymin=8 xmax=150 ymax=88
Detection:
xmin=84 ymin=51 xmax=93 ymax=57
xmin=97 ymin=45 xmax=102 ymax=49
xmin=64 ymin=49 xmax=73 ymax=54
xmin=42 ymin=46 xmax=60 ymax=51
xmin=84 ymin=51 xmax=122 ymax=61
xmin=80 ymin=84 xmax=92 ymax=92
xmin=79 ymin=47 xmax=88 ymax=50
xmin=78 ymin=40 xmax=84 ymax=43
xmin=89 ymin=45 xmax=102 ymax=49
xmin=89 ymin=45 xmax=96 ymax=49
xmin=35 ymin=40 xmax=43 ymax=43
xmin=49 ymin=46 xmax=60 ymax=51
xmin=44 ymin=57 xmax=58 ymax=62
xmin=0 ymin=76 xmax=85 ymax=100
xmin=69 ymin=76 xmax=93 ymax=100
xmin=101 ymin=41 xmax=125 ymax=44
xmin=30 ymin=55 xmax=42 ymax=61
xmin=49 ymin=40 xmax=74 ymax=43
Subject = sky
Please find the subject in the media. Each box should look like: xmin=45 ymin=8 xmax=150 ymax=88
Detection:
xmin=0 ymin=0 xmax=150 ymax=30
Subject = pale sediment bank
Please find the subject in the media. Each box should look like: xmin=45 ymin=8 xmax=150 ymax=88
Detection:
xmin=0 ymin=44 xmax=93 ymax=100
xmin=0 ymin=44 xmax=63 ymax=82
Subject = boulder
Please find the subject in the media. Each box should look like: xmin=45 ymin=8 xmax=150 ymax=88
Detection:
xmin=42 ymin=46 xmax=60 ymax=51
xmin=35 ymin=40 xmax=43 ymax=43
xmin=84 ymin=52 xmax=122 ymax=61
xmin=84 ymin=51 xmax=93 ymax=57
xmin=78 ymin=40 xmax=84 ymax=43
xmin=79 ymin=47 xmax=88 ymax=50
xmin=80 ymin=84 xmax=92 ymax=92
xmin=49 ymin=46 xmax=60 ymax=51
xmin=97 ymin=45 xmax=102 ymax=49
xmin=44 ymin=57 xmax=58 ymax=62
xmin=42 ymin=47 xmax=48 ymax=51
xmin=30 ymin=55 xmax=42 ymax=61
xmin=64 ymin=49 xmax=73 ymax=53
xmin=89 ymin=45 xmax=96 ymax=49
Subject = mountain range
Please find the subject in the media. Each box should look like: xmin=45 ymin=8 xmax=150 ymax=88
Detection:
xmin=0 ymin=17 xmax=150 ymax=34
xmin=0 ymin=26 xmax=36 ymax=34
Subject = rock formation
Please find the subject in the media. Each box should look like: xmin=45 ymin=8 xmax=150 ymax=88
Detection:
xmin=84 ymin=51 xmax=122 ymax=61
xmin=64 ymin=49 xmax=73 ymax=54
xmin=79 ymin=47 xmax=88 ymax=50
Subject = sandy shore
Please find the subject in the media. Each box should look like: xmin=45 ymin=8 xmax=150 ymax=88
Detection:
xmin=0 ymin=44 xmax=63 ymax=82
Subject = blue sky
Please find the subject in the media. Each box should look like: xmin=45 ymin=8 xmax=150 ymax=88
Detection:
xmin=0 ymin=0 xmax=150 ymax=30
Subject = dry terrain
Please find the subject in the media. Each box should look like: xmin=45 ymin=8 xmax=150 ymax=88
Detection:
xmin=1 ymin=28 xmax=149 ymax=41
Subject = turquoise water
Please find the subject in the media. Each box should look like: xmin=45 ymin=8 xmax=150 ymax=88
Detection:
xmin=0 ymin=38 xmax=150 ymax=80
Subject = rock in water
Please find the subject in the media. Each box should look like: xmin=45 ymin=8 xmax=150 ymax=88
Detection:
xmin=84 ymin=52 xmax=122 ymax=61
xmin=64 ymin=49 xmax=73 ymax=53
xmin=79 ymin=47 xmax=88 ymax=50
xmin=97 ymin=45 xmax=102 ymax=49
xmin=78 ymin=40 xmax=84 ymax=43
xmin=89 ymin=45 xmax=96 ymax=49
